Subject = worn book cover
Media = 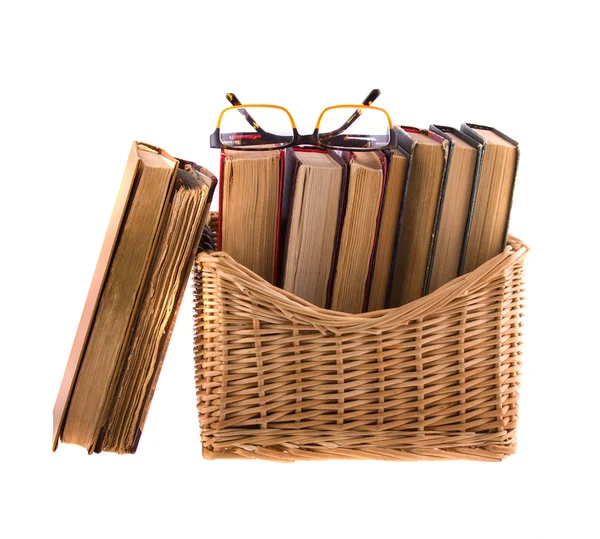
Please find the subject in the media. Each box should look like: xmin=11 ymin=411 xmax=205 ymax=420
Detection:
xmin=388 ymin=126 xmax=449 ymax=306
xmin=53 ymin=142 xmax=216 ymax=454
xmin=368 ymin=146 xmax=411 ymax=311
xmin=460 ymin=123 xmax=519 ymax=273
xmin=428 ymin=124 xmax=483 ymax=289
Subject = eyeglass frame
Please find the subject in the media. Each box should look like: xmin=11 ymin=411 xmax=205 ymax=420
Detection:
xmin=209 ymin=89 xmax=397 ymax=151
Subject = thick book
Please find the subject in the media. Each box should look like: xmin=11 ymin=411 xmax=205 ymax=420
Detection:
xmin=428 ymin=125 xmax=482 ymax=291
xmin=218 ymin=148 xmax=285 ymax=284
xmin=460 ymin=123 xmax=519 ymax=273
xmin=387 ymin=126 xmax=449 ymax=307
xmin=278 ymin=148 xmax=347 ymax=308
xmin=367 ymin=147 xmax=410 ymax=311
xmin=330 ymin=150 xmax=387 ymax=314
xmin=53 ymin=142 xmax=216 ymax=454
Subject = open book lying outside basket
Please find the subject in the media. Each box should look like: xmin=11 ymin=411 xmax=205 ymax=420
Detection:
xmin=193 ymin=212 xmax=528 ymax=462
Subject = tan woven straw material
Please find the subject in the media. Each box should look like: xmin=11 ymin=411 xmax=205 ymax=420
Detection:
xmin=193 ymin=213 xmax=528 ymax=462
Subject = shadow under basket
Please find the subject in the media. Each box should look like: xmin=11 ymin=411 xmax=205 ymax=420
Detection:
xmin=193 ymin=213 xmax=528 ymax=462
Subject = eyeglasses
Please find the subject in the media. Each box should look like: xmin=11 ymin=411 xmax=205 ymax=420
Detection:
xmin=209 ymin=89 xmax=397 ymax=151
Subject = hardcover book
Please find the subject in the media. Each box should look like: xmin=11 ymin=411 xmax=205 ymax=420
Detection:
xmin=387 ymin=126 xmax=449 ymax=307
xmin=367 ymin=147 xmax=410 ymax=311
xmin=330 ymin=150 xmax=387 ymax=314
xmin=278 ymin=148 xmax=347 ymax=308
xmin=459 ymin=123 xmax=519 ymax=273
xmin=218 ymin=148 xmax=284 ymax=284
xmin=53 ymin=142 xmax=216 ymax=454
xmin=428 ymin=125 xmax=482 ymax=291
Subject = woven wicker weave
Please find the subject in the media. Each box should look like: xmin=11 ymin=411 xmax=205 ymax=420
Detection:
xmin=193 ymin=212 xmax=528 ymax=462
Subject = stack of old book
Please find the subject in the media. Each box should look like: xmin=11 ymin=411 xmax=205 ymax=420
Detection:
xmin=218 ymin=123 xmax=519 ymax=313
xmin=53 ymin=120 xmax=518 ymax=455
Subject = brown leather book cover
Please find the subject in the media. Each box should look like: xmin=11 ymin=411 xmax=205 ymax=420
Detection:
xmin=52 ymin=142 xmax=216 ymax=453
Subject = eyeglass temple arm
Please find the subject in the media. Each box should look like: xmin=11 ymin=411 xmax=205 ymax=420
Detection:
xmin=224 ymin=89 xmax=381 ymax=137
xmin=225 ymin=93 xmax=267 ymax=134
xmin=319 ymin=89 xmax=381 ymax=140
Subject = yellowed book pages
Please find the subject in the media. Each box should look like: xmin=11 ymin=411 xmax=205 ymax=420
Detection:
xmin=281 ymin=151 xmax=343 ymax=308
xmin=368 ymin=150 xmax=408 ymax=311
xmin=388 ymin=132 xmax=447 ymax=307
xmin=429 ymin=133 xmax=478 ymax=292
xmin=221 ymin=149 xmax=281 ymax=283
xmin=462 ymin=128 xmax=517 ymax=273
xmin=102 ymin=168 xmax=213 ymax=453
xmin=330 ymin=152 xmax=384 ymax=314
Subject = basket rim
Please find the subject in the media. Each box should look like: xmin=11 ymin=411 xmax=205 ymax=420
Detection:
xmin=196 ymin=235 xmax=528 ymax=331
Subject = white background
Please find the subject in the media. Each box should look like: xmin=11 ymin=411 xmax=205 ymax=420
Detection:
xmin=2 ymin=1 xmax=599 ymax=537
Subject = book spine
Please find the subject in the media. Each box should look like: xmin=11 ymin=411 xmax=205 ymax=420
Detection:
xmin=385 ymin=146 xmax=412 ymax=309
xmin=422 ymin=139 xmax=451 ymax=296
xmin=460 ymin=123 xmax=520 ymax=263
xmin=272 ymin=148 xmax=286 ymax=286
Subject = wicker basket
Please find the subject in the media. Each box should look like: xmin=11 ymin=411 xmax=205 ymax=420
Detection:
xmin=193 ymin=212 xmax=528 ymax=462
